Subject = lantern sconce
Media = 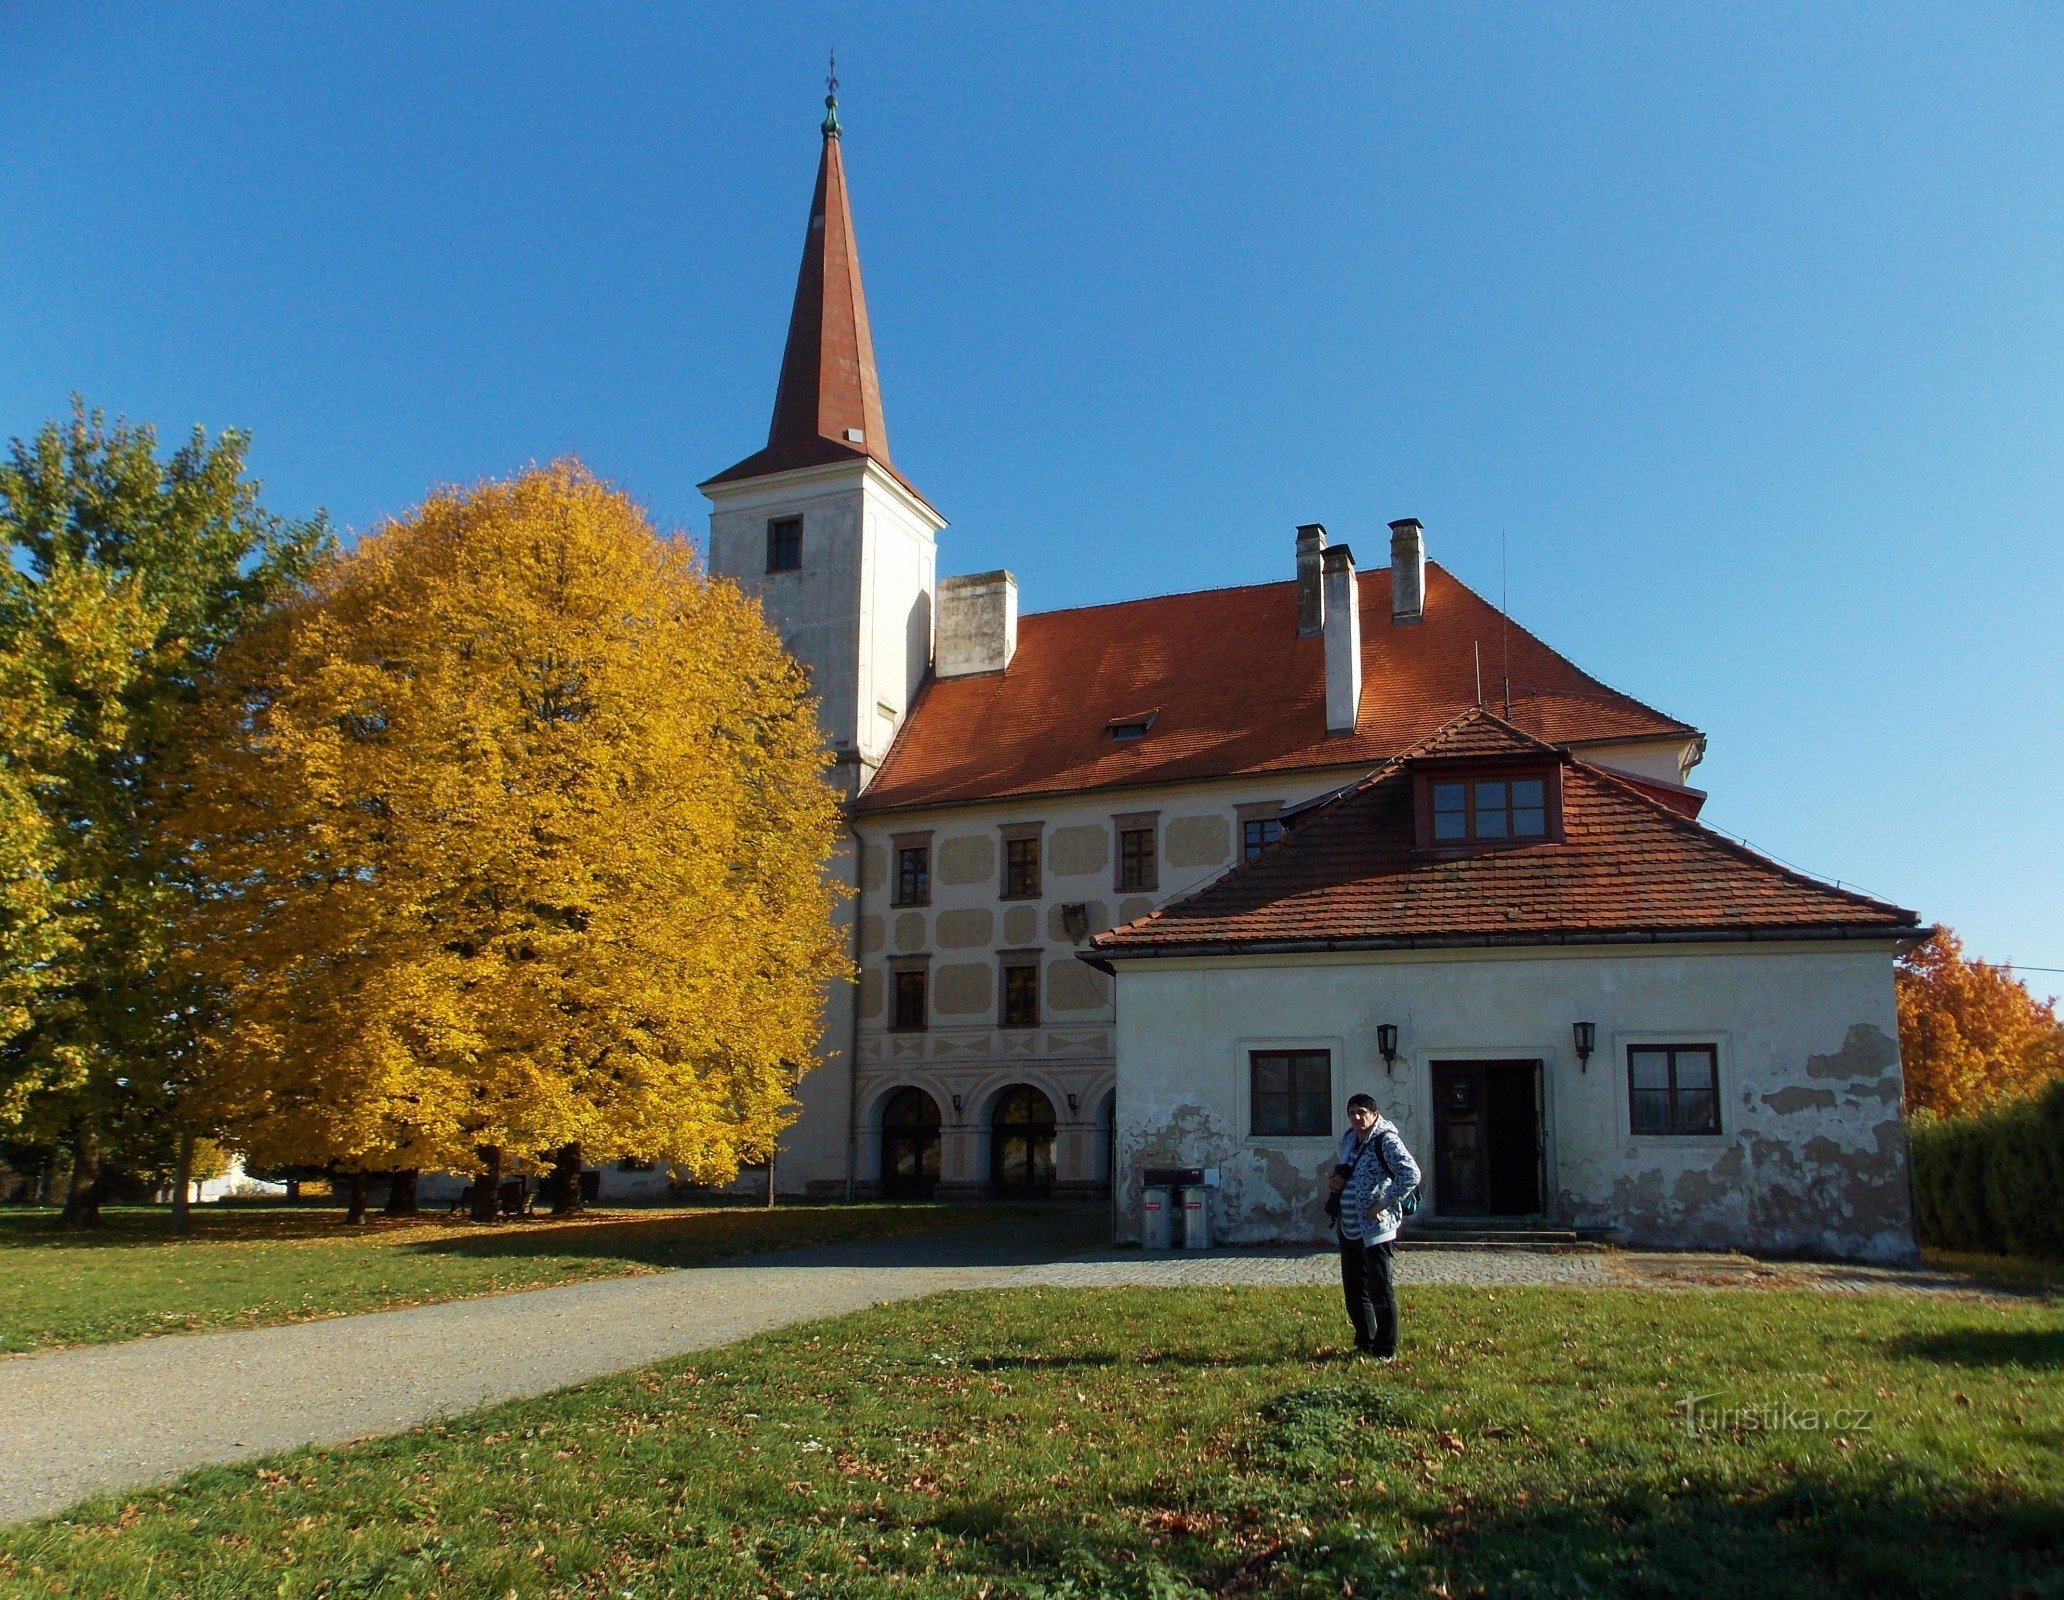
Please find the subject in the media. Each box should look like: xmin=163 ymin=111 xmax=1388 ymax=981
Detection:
xmin=951 ymin=1092 xmax=964 ymax=1114
xmin=1377 ymin=1024 xmax=1400 ymax=1075
xmin=1066 ymin=1092 xmax=1080 ymax=1114
xmin=1573 ymin=1021 xmax=1596 ymax=1072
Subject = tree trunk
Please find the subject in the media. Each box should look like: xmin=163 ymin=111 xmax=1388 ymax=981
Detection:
xmin=344 ymin=1170 xmax=368 ymax=1225
xmin=549 ymin=1142 xmax=585 ymax=1217
xmin=470 ymin=1145 xmax=502 ymax=1222
xmin=60 ymin=1130 xmax=101 ymax=1228
xmin=765 ymin=1157 xmax=776 ymax=1209
xmin=171 ymin=1130 xmax=195 ymax=1234
xmin=383 ymin=1168 xmax=419 ymax=1218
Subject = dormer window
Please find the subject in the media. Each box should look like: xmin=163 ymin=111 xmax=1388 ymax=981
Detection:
xmin=1106 ymin=709 xmax=1159 ymax=742
xmin=1416 ymin=766 xmax=1561 ymax=849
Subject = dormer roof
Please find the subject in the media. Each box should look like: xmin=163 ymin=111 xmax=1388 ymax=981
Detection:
xmin=1088 ymin=706 xmax=1922 ymax=957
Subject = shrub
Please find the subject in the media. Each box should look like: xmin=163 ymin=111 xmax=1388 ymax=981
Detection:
xmin=1910 ymin=1079 xmax=2064 ymax=1258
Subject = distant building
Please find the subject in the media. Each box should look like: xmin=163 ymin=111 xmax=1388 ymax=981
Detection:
xmin=701 ymin=92 xmax=1924 ymax=1260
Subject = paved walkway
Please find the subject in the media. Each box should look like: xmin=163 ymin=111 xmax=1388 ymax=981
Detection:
xmin=0 ymin=1226 xmax=2016 ymax=1526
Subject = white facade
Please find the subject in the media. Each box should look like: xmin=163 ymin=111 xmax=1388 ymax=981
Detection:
xmin=1103 ymin=941 xmax=1916 ymax=1261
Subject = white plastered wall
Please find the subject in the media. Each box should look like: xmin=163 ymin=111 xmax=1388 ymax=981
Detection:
xmin=1107 ymin=942 xmax=1916 ymax=1262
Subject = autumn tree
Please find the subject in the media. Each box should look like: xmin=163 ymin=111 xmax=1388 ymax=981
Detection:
xmin=0 ymin=405 xmax=330 ymax=1223
xmin=1897 ymin=928 xmax=2064 ymax=1117
xmin=179 ymin=464 xmax=846 ymax=1219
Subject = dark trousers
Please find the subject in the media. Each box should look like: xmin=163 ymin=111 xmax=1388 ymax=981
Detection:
xmin=1338 ymin=1233 xmax=1398 ymax=1355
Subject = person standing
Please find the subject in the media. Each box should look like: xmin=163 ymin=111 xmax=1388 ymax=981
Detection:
xmin=1330 ymin=1092 xmax=1421 ymax=1360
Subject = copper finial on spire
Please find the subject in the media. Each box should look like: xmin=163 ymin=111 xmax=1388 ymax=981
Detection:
xmin=822 ymin=50 xmax=840 ymax=139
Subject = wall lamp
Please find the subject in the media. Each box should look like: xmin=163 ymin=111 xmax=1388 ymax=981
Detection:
xmin=1573 ymin=1021 xmax=1596 ymax=1072
xmin=951 ymin=1093 xmax=964 ymax=1113
xmin=1377 ymin=1024 xmax=1400 ymax=1075
xmin=1066 ymin=1092 xmax=1080 ymax=1113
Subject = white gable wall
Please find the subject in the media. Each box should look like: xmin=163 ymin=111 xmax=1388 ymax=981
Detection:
xmin=1106 ymin=940 xmax=1916 ymax=1262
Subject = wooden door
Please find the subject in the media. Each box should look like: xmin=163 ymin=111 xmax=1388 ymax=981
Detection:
xmin=1432 ymin=1063 xmax=1489 ymax=1215
xmin=1433 ymin=1060 xmax=1545 ymax=1217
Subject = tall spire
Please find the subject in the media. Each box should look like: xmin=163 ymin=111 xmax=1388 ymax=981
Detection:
xmin=704 ymin=72 xmax=932 ymax=512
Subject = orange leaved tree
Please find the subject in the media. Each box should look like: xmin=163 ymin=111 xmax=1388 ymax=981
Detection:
xmin=178 ymin=464 xmax=847 ymax=1218
xmin=1896 ymin=929 xmax=2064 ymax=1117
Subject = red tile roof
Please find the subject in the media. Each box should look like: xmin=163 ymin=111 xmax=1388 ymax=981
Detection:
xmin=1089 ymin=709 xmax=1920 ymax=956
xmin=702 ymin=121 xmax=940 ymax=520
xmin=854 ymin=563 xmax=1698 ymax=814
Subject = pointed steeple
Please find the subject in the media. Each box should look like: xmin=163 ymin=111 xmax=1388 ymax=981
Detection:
xmin=704 ymin=74 xmax=933 ymax=513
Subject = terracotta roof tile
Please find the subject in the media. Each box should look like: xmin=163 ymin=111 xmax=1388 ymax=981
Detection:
xmin=855 ymin=564 xmax=1697 ymax=813
xmin=1090 ymin=708 xmax=1918 ymax=954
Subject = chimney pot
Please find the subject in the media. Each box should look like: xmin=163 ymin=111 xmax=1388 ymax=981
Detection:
xmin=1321 ymin=544 xmax=1363 ymax=735
xmin=1389 ymin=518 xmax=1425 ymax=624
xmin=1295 ymin=524 xmax=1327 ymax=636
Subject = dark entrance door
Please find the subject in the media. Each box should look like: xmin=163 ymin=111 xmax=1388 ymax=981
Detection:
xmin=1431 ymin=1061 xmax=1543 ymax=1216
xmin=990 ymin=1085 xmax=1057 ymax=1196
xmin=880 ymin=1087 xmax=941 ymax=1199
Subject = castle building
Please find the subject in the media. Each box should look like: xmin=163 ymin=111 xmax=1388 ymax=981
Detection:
xmin=699 ymin=94 xmax=1925 ymax=1259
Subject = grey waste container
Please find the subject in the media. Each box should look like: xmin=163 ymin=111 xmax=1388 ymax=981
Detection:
xmin=1141 ymin=1185 xmax=1174 ymax=1249
xmin=1179 ymin=1183 xmax=1212 ymax=1249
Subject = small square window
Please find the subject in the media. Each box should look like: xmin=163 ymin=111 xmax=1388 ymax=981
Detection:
xmin=1250 ymin=1049 xmax=1331 ymax=1136
xmin=891 ymin=969 xmax=927 ymax=1032
xmin=894 ymin=845 xmax=930 ymax=907
xmin=1001 ymin=962 xmax=1039 ymax=1027
xmin=1242 ymin=818 xmax=1282 ymax=861
xmin=766 ymin=516 xmax=802 ymax=573
xmin=1117 ymin=826 xmax=1157 ymax=891
xmin=1004 ymin=836 xmax=1041 ymax=899
xmin=1628 ymin=1045 xmax=1720 ymax=1135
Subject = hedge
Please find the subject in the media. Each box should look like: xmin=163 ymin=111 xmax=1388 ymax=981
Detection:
xmin=1910 ymin=1076 xmax=2064 ymax=1259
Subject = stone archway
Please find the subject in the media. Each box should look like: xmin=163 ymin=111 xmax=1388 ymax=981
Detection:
xmin=990 ymin=1084 xmax=1057 ymax=1197
xmin=879 ymin=1086 xmax=942 ymax=1200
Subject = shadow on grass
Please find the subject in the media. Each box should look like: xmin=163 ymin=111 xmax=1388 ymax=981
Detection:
xmin=899 ymin=1473 xmax=2064 ymax=1600
xmin=1886 ymin=1327 xmax=2064 ymax=1370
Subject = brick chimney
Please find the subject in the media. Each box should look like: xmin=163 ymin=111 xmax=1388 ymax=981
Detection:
xmin=1389 ymin=518 xmax=1425 ymax=624
xmin=935 ymin=570 xmax=1018 ymax=678
xmin=1295 ymin=524 xmax=1327 ymax=636
xmin=1322 ymin=545 xmax=1362 ymax=735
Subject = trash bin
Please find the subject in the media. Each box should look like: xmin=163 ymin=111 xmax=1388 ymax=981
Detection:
xmin=1179 ymin=1183 xmax=1212 ymax=1250
xmin=1141 ymin=1185 xmax=1174 ymax=1249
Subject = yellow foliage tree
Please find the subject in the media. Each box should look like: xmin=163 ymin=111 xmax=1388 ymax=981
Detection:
xmin=179 ymin=464 xmax=847 ymax=1216
xmin=1897 ymin=929 xmax=2064 ymax=1117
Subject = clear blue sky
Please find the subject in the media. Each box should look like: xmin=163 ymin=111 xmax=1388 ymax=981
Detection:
xmin=5 ymin=5 xmax=2059 ymax=975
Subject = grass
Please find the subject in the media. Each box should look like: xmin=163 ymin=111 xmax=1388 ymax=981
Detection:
xmin=1922 ymin=1246 xmax=2064 ymax=1296
xmin=0 ymin=1201 xmax=1052 ymax=1354
xmin=2 ymin=1284 xmax=2059 ymax=1598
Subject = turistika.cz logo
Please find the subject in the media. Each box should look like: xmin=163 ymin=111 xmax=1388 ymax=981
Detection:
xmin=1673 ymin=1391 xmax=1874 ymax=1437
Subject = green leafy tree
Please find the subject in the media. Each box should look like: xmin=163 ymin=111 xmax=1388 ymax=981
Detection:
xmin=0 ymin=403 xmax=330 ymax=1222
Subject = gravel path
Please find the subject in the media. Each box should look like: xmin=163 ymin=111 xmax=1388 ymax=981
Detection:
xmin=0 ymin=1226 xmax=2017 ymax=1526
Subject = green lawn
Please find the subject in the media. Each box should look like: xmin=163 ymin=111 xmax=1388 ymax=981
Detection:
xmin=3 ymin=1285 xmax=2058 ymax=1599
xmin=0 ymin=1202 xmax=1056 ymax=1354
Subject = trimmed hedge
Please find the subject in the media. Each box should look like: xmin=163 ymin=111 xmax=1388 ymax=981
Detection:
xmin=1910 ymin=1077 xmax=2064 ymax=1259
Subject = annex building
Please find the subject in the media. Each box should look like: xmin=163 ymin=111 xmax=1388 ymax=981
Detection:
xmin=699 ymin=92 xmax=1926 ymax=1261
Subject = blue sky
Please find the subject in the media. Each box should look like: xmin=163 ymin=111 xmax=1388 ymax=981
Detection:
xmin=5 ymin=4 xmax=2060 ymax=974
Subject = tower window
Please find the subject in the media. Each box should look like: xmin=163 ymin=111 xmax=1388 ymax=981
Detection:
xmin=766 ymin=516 xmax=803 ymax=573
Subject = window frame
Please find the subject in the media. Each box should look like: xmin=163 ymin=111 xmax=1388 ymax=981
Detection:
xmin=889 ymin=965 xmax=929 ymax=1033
xmin=1112 ymin=811 xmax=1159 ymax=893
xmin=892 ymin=843 xmax=931 ymax=908
xmin=1247 ymin=1047 xmax=1335 ymax=1139
xmin=1413 ymin=763 xmax=1563 ymax=850
xmin=999 ymin=957 xmax=1040 ymax=1028
xmin=1625 ymin=1043 xmax=1722 ymax=1137
xmin=765 ymin=516 xmax=803 ymax=573
xmin=1000 ymin=827 xmax=1043 ymax=901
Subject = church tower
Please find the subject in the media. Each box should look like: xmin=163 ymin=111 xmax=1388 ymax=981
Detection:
xmin=701 ymin=77 xmax=944 ymax=797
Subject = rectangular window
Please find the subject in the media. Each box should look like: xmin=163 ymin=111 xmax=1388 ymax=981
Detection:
xmin=1001 ymin=961 xmax=1039 ymax=1027
xmin=1428 ymin=772 xmax=1551 ymax=844
xmin=766 ymin=516 xmax=802 ymax=573
xmin=1242 ymin=818 xmax=1282 ymax=860
xmin=894 ymin=845 xmax=930 ymax=907
xmin=1003 ymin=835 xmax=1041 ymax=899
xmin=1628 ymin=1045 xmax=1720 ymax=1135
xmin=891 ymin=969 xmax=927 ymax=1032
xmin=1249 ymin=1049 xmax=1332 ymax=1137
xmin=1117 ymin=826 xmax=1156 ymax=891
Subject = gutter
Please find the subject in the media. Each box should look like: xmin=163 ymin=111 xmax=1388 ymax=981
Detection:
xmin=1082 ymin=922 xmax=1935 ymax=970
